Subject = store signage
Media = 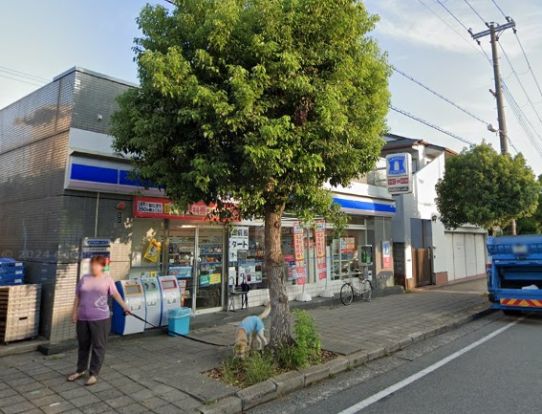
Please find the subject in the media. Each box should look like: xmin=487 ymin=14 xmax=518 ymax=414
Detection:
xmin=386 ymin=153 xmax=412 ymax=194
xmin=229 ymin=226 xmax=249 ymax=262
xmin=133 ymin=196 xmax=216 ymax=221
xmin=382 ymin=240 xmax=392 ymax=269
xmin=315 ymin=221 xmax=327 ymax=280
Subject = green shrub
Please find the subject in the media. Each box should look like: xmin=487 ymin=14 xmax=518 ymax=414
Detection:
xmin=293 ymin=309 xmax=322 ymax=367
xmin=244 ymin=352 xmax=275 ymax=386
xmin=275 ymin=310 xmax=321 ymax=369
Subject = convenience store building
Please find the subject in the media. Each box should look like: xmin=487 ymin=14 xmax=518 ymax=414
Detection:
xmin=0 ymin=67 xmax=395 ymax=342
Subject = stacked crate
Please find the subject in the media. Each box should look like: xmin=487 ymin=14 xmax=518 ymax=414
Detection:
xmin=0 ymin=258 xmax=24 ymax=286
xmin=0 ymin=284 xmax=41 ymax=343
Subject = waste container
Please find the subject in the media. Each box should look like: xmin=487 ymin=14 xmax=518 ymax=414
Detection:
xmin=168 ymin=307 xmax=192 ymax=336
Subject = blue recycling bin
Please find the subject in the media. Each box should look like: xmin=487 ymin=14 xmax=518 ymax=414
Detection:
xmin=168 ymin=307 xmax=192 ymax=336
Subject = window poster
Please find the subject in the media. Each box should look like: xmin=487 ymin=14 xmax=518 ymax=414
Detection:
xmin=382 ymin=241 xmax=392 ymax=269
xmin=229 ymin=226 xmax=249 ymax=262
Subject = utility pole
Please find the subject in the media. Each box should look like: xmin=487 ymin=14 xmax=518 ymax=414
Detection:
xmin=470 ymin=18 xmax=517 ymax=234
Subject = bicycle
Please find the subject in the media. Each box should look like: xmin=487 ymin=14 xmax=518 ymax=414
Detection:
xmin=340 ymin=271 xmax=373 ymax=305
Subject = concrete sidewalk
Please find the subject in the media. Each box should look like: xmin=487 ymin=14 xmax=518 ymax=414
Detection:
xmin=0 ymin=279 xmax=488 ymax=414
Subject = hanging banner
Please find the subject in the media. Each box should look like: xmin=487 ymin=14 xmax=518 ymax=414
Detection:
xmin=315 ymin=221 xmax=327 ymax=280
xmin=292 ymin=223 xmax=306 ymax=284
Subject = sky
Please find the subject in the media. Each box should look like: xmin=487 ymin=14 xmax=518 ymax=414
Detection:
xmin=1 ymin=0 xmax=542 ymax=172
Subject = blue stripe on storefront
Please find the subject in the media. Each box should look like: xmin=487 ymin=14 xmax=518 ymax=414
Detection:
xmin=70 ymin=164 xmax=118 ymax=184
xmin=70 ymin=163 xmax=395 ymax=215
xmin=332 ymin=197 xmax=396 ymax=214
xmin=71 ymin=163 xmax=159 ymax=189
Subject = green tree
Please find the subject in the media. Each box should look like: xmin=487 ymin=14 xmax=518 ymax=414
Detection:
xmin=112 ymin=0 xmax=389 ymax=346
xmin=517 ymin=176 xmax=542 ymax=234
xmin=436 ymin=143 xmax=540 ymax=232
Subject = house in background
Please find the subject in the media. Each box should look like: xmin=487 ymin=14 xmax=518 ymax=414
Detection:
xmin=381 ymin=134 xmax=487 ymax=289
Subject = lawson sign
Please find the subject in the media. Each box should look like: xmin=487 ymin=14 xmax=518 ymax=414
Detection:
xmin=386 ymin=153 xmax=412 ymax=194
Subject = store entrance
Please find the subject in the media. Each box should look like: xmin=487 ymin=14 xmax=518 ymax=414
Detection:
xmin=167 ymin=226 xmax=225 ymax=313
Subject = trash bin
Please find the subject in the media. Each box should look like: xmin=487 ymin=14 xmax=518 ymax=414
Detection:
xmin=168 ymin=307 xmax=192 ymax=336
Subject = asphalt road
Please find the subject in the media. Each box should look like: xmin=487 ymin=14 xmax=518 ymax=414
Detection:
xmin=250 ymin=312 xmax=542 ymax=414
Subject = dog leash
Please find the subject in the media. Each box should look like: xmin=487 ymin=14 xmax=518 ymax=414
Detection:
xmin=127 ymin=312 xmax=233 ymax=347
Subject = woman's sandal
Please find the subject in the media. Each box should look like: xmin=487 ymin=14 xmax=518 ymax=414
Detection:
xmin=67 ymin=371 xmax=86 ymax=382
xmin=85 ymin=375 xmax=97 ymax=386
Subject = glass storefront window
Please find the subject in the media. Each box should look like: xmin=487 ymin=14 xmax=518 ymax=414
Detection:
xmin=327 ymin=227 xmax=371 ymax=280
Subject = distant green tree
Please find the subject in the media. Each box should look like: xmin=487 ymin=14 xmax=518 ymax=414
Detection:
xmin=111 ymin=0 xmax=389 ymax=346
xmin=435 ymin=143 xmax=539 ymax=232
xmin=517 ymin=176 xmax=542 ymax=234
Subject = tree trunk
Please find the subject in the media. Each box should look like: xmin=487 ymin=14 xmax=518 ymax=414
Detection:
xmin=264 ymin=204 xmax=292 ymax=348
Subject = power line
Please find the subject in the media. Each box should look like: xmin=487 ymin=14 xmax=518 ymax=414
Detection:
xmin=426 ymin=1 xmax=542 ymax=160
xmin=514 ymin=33 xmax=542 ymax=102
xmin=490 ymin=0 xmax=508 ymax=19
xmin=434 ymin=0 xmax=470 ymax=32
xmin=498 ymin=42 xmax=542 ymax=128
xmin=417 ymin=0 xmax=476 ymax=51
xmin=389 ymin=105 xmax=475 ymax=146
xmin=463 ymin=0 xmax=485 ymax=25
xmin=0 ymin=66 xmax=48 ymax=83
xmin=502 ymin=82 xmax=542 ymax=155
xmin=391 ymin=65 xmax=490 ymax=126
xmin=0 ymin=73 xmax=43 ymax=87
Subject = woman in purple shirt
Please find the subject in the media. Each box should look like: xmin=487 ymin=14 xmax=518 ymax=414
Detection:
xmin=67 ymin=256 xmax=131 ymax=386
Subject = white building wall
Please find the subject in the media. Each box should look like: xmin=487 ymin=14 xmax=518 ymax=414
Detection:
xmin=390 ymin=146 xmax=487 ymax=286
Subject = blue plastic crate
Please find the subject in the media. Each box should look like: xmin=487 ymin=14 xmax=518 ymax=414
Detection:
xmin=0 ymin=273 xmax=24 ymax=283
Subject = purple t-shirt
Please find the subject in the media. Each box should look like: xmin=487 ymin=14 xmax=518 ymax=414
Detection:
xmin=76 ymin=274 xmax=118 ymax=321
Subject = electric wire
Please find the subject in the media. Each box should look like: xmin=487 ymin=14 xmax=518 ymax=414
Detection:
xmin=490 ymin=0 xmax=508 ymax=19
xmin=417 ymin=0 xmax=476 ymax=51
xmin=498 ymin=42 xmax=542 ymax=128
xmin=0 ymin=73 xmax=43 ymax=87
xmin=429 ymin=1 xmax=542 ymax=158
xmin=463 ymin=0 xmax=486 ymax=25
xmin=391 ymin=66 xmax=490 ymax=126
xmin=514 ymin=33 xmax=542 ymax=101
xmin=434 ymin=0 xmax=470 ymax=32
xmin=389 ymin=105 xmax=475 ymax=146
xmin=0 ymin=66 xmax=48 ymax=83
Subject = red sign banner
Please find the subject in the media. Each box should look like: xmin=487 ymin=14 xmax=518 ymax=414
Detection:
xmin=133 ymin=197 xmax=216 ymax=221
xmin=315 ymin=221 xmax=327 ymax=280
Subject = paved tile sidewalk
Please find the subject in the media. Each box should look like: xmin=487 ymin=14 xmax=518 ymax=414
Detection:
xmin=0 ymin=280 xmax=488 ymax=414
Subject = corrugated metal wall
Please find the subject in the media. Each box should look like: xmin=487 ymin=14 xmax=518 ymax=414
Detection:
xmin=0 ymin=69 xmax=134 ymax=342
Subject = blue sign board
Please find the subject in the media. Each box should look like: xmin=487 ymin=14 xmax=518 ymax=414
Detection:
xmin=385 ymin=152 xmax=412 ymax=194
xmin=387 ymin=155 xmax=407 ymax=176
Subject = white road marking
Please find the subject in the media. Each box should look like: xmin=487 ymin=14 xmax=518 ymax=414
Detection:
xmin=337 ymin=319 xmax=521 ymax=414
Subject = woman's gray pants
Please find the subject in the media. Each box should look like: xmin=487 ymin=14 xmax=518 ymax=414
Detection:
xmin=76 ymin=318 xmax=110 ymax=376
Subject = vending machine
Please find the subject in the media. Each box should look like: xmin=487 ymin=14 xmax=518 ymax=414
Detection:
xmin=112 ymin=279 xmax=146 ymax=335
xmin=140 ymin=276 xmax=162 ymax=329
xmin=157 ymin=275 xmax=182 ymax=326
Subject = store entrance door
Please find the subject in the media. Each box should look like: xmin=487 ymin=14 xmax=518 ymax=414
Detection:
xmin=167 ymin=226 xmax=225 ymax=313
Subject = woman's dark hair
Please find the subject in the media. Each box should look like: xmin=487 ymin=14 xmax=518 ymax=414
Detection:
xmin=90 ymin=256 xmax=108 ymax=267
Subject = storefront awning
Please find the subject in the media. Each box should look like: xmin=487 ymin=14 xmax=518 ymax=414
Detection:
xmin=332 ymin=195 xmax=396 ymax=217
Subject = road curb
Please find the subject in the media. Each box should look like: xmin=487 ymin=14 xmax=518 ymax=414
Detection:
xmin=197 ymin=305 xmax=493 ymax=413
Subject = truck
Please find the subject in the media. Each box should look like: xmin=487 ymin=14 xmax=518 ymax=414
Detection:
xmin=487 ymin=235 xmax=542 ymax=315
